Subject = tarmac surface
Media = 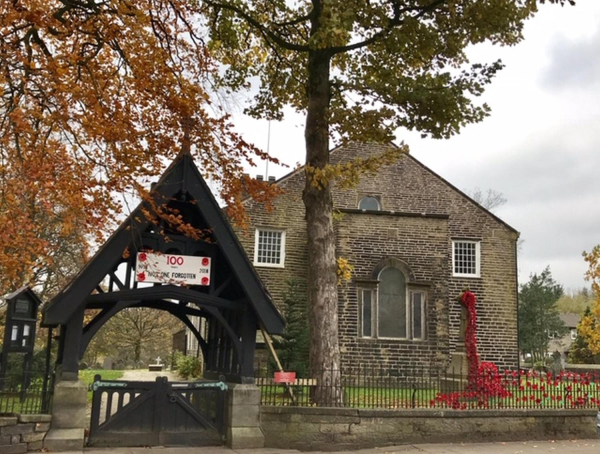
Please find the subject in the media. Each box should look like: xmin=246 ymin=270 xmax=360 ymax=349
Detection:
xmin=63 ymin=440 xmax=599 ymax=454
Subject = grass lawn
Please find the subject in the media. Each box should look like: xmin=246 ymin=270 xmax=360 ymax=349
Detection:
xmin=79 ymin=369 xmax=124 ymax=403
xmin=260 ymin=384 xmax=438 ymax=408
xmin=258 ymin=377 xmax=600 ymax=410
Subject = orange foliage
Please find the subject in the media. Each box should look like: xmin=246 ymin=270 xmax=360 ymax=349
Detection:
xmin=0 ymin=0 xmax=279 ymax=295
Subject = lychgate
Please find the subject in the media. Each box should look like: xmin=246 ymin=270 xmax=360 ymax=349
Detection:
xmin=41 ymin=136 xmax=283 ymax=450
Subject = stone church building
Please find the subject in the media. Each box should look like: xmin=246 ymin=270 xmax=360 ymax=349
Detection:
xmin=237 ymin=142 xmax=520 ymax=371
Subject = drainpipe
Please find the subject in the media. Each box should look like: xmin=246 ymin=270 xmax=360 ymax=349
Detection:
xmin=515 ymin=233 xmax=521 ymax=370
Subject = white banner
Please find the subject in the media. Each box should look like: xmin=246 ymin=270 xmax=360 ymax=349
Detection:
xmin=135 ymin=252 xmax=211 ymax=286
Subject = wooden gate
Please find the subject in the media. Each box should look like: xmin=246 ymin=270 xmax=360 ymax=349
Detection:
xmin=88 ymin=375 xmax=226 ymax=447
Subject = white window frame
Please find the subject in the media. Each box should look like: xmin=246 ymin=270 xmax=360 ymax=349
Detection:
xmin=253 ymin=228 xmax=286 ymax=268
xmin=452 ymin=240 xmax=481 ymax=278
xmin=571 ymin=329 xmax=577 ymax=340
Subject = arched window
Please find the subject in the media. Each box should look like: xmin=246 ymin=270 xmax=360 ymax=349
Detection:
xmin=359 ymin=263 xmax=426 ymax=340
xmin=378 ymin=267 xmax=407 ymax=338
xmin=358 ymin=196 xmax=381 ymax=211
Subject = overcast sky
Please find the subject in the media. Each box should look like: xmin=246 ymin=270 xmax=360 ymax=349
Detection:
xmin=230 ymin=2 xmax=600 ymax=292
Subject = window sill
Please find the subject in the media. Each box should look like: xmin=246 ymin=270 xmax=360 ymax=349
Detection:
xmin=254 ymin=263 xmax=285 ymax=269
xmin=358 ymin=337 xmax=428 ymax=344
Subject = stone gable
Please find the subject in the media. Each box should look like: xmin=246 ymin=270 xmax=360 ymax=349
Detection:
xmin=239 ymin=143 xmax=519 ymax=370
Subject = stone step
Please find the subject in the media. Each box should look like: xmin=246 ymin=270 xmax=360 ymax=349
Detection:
xmin=43 ymin=428 xmax=84 ymax=452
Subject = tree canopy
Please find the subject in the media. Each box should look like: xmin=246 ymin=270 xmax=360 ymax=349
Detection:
xmin=556 ymin=287 xmax=595 ymax=316
xmin=84 ymin=308 xmax=183 ymax=367
xmin=518 ymin=267 xmax=566 ymax=362
xmin=577 ymin=246 xmax=600 ymax=355
xmin=569 ymin=307 xmax=596 ymax=364
xmin=206 ymin=0 xmax=573 ymax=142
xmin=0 ymin=0 xmax=278 ymax=297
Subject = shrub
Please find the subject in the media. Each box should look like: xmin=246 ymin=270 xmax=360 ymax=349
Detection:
xmin=273 ymin=279 xmax=310 ymax=375
xmin=175 ymin=353 xmax=203 ymax=380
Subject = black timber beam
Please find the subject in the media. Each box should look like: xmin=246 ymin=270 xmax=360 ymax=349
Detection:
xmin=184 ymin=158 xmax=284 ymax=334
xmin=80 ymin=299 xmax=210 ymax=359
xmin=85 ymin=285 xmax=242 ymax=311
xmin=42 ymin=182 xmax=182 ymax=326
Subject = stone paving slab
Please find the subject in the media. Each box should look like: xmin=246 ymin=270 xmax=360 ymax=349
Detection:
xmin=120 ymin=370 xmax=179 ymax=382
xmin=49 ymin=440 xmax=600 ymax=454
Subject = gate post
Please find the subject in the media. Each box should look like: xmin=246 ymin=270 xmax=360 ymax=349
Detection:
xmin=225 ymin=383 xmax=264 ymax=449
xmin=44 ymin=312 xmax=87 ymax=451
xmin=43 ymin=377 xmax=87 ymax=451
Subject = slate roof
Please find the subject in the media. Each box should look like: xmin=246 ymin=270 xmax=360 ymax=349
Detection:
xmin=559 ymin=313 xmax=581 ymax=328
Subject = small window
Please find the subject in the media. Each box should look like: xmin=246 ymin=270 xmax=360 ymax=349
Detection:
xmin=411 ymin=291 xmax=426 ymax=340
xmin=254 ymin=229 xmax=285 ymax=268
xmin=359 ymin=196 xmax=381 ymax=211
xmin=571 ymin=329 xmax=577 ymax=340
xmin=452 ymin=240 xmax=481 ymax=277
xmin=361 ymin=289 xmax=373 ymax=338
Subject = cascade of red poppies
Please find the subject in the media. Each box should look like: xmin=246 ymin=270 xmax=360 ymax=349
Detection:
xmin=430 ymin=290 xmax=600 ymax=409
xmin=460 ymin=290 xmax=479 ymax=387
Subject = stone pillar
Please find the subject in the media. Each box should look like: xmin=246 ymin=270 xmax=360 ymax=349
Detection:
xmin=43 ymin=379 xmax=87 ymax=451
xmin=226 ymin=383 xmax=264 ymax=449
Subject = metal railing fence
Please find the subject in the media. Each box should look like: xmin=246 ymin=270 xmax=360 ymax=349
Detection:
xmin=255 ymin=364 xmax=600 ymax=410
xmin=0 ymin=369 xmax=53 ymax=414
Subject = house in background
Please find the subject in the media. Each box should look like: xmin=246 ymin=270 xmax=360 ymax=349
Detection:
xmin=237 ymin=142 xmax=520 ymax=371
xmin=548 ymin=312 xmax=580 ymax=361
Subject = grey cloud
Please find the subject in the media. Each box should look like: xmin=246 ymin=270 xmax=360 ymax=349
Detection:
xmin=460 ymin=122 xmax=600 ymax=207
xmin=542 ymin=28 xmax=600 ymax=89
xmin=439 ymin=124 xmax=600 ymax=290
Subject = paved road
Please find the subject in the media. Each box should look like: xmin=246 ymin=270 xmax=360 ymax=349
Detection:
xmin=69 ymin=439 xmax=600 ymax=454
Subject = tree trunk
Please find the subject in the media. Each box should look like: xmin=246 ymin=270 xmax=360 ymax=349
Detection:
xmin=303 ymin=48 xmax=343 ymax=405
xmin=134 ymin=341 xmax=142 ymax=364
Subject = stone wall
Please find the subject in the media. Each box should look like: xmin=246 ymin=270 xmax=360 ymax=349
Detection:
xmin=241 ymin=142 xmax=520 ymax=371
xmin=336 ymin=212 xmax=450 ymax=369
xmin=260 ymin=406 xmax=598 ymax=451
xmin=0 ymin=414 xmax=51 ymax=453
